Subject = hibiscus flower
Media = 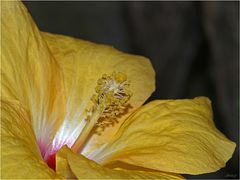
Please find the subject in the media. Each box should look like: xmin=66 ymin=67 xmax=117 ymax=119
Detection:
xmin=1 ymin=1 xmax=236 ymax=179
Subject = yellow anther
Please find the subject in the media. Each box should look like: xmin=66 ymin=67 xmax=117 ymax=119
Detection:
xmin=72 ymin=72 xmax=132 ymax=153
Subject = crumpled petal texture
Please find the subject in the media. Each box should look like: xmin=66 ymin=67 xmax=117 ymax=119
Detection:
xmin=92 ymin=97 xmax=236 ymax=175
xmin=1 ymin=100 xmax=61 ymax=179
xmin=1 ymin=1 xmax=66 ymax=153
xmin=1 ymin=1 xmax=236 ymax=179
xmin=56 ymin=146 xmax=183 ymax=179
xmin=43 ymin=32 xmax=155 ymax=155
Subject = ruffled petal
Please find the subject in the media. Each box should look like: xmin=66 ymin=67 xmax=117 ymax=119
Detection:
xmin=91 ymin=97 xmax=236 ymax=175
xmin=1 ymin=100 xmax=61 ymax=179
xmin=42 ymin=32 xmax=155 ymax=155
xmin=1 ymin=1 xmax=66 ymax=157
xmin=56 ymin=146 xmax=183 ymax=179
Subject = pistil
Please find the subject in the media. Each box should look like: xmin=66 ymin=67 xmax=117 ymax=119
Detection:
xmin=72 ymin=72 xmax=131 ymax=153
xmin=41 ymin=72 xmax=131 ymax=170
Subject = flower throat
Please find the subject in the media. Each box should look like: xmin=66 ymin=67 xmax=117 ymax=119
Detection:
xmin=46 ymin=72 xmax=131 ymax=170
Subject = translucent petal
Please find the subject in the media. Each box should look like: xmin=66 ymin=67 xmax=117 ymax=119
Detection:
xmin=42 ymin=32 xmax=155 ymax=154
xmin=92 ymin=97 xmax=236 ymax=175
xmin=1 ymin=100 xmax=62 ymax=179
xmin=1 ymin=1 xmax=66 ymax=156
xmin=56 ymin=146 xmax=183 ymax=179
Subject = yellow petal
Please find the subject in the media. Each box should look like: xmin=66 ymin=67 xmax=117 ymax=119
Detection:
xmin=1 ymin=1 xmax=65 ymax=156
xmin=1 ymin=100 xmax=61 ymax=179
xmin=92 ymin=97 xmax=236 ymax=175
xmin=42 ymin=32 xmax=155 ymax=154
xmin=56 ymin=146 xmax=183 ymax=179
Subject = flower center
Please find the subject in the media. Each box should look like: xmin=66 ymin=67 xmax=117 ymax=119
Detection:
xmin=43 ymin=72 xmax=131 ymax=170
xmin=46 ymin=153 xmax=56 ymax=170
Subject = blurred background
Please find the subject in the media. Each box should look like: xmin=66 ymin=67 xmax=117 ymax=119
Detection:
xmin=23 ymin=1 xmax=239 ymax=179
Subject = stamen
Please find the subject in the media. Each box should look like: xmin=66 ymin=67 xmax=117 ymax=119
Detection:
xmin=71 ymin=72 xmax=131 ymax=152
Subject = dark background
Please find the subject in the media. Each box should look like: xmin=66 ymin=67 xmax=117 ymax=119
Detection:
xmin=23 ymin=1 xmax=239 ymax=179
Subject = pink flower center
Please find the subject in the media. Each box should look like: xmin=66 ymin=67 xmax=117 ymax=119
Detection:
xmin=38 ymin=138 xmax=59 ymax=171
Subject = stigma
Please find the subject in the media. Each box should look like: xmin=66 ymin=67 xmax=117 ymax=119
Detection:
xmin=93 ymin=72 xmax=131 ymax=118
